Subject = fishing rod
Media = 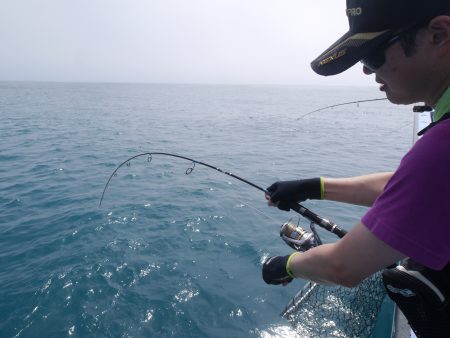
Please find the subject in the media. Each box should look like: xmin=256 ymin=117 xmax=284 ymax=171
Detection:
xmin=99 ymin=152 xmax=347 ymax=238
xmin=298 ymin=98 xmax=388 ymax=120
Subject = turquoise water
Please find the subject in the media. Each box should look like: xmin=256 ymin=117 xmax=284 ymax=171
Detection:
xmin=0 ymin=82 xmax=413 ymax=337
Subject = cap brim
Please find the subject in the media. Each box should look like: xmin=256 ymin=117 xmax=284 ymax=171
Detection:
xmin=311 ymin=29 xmax=391 ymax=76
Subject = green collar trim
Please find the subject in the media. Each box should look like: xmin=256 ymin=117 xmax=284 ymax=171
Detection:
xmin=433 ymin=86 xmax=450 ymax=122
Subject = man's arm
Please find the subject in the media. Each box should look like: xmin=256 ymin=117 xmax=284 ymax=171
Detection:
xmin=288 ymin=221 xmax=405 ymax=287
xmin=324 ymin=172 xmax=393 ymax=207
xmin=266 ymin=172 xmax=393 ymax=210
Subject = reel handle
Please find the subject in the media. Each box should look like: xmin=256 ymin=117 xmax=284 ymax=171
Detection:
xmin=289 ymin=202 xmax=347 ymax=239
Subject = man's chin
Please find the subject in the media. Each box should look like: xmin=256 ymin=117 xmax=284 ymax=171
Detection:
xmin=384 ymin=91 xmax=414 ymax=105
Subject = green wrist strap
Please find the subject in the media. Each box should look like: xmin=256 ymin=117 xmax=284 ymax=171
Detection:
xmin=319 ymin=177 xmax=325 ymax=200
xmin=286 ymin=252 xmax=300 ymax=278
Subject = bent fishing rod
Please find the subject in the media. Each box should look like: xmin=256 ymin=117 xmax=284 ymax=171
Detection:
xmin=100 ymin=152 xmax=347 ymax=239
xmin=298 ymin=98 xmax=387 ymax=120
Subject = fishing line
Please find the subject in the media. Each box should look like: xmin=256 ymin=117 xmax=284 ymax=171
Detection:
xmin=100 ymin=152 xmax=347 ymax=238
xmin=236 ymin=199 xmax=281 ymax=224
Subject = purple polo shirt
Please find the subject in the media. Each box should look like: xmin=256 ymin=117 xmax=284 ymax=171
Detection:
xmin=362 ymin=118 xmax=450 ymax=270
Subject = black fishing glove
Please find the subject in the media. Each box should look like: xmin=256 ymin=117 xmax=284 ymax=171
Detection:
xmin=262 ymin=253 xmax=298 ymax=285
xmin=266 ymin=177 xmax=323 ymax=211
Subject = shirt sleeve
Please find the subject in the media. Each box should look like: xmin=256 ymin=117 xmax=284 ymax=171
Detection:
xmin=362 ymin=120 xmax=450 ymax=270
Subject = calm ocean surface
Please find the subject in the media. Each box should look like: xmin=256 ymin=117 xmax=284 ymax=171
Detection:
xmin=0 ymin=82 xmax=413 ymax=337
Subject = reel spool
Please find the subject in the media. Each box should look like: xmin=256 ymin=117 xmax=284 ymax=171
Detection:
xmin=280 ymin=220 xmax=321 ymax=252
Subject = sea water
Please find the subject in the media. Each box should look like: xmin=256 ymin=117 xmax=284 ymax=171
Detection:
xmin=0 ymin=82 xmax=413 ymax=337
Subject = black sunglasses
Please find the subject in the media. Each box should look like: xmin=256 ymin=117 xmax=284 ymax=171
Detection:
xmin=361 ymin=34 xmax=402 ymax=72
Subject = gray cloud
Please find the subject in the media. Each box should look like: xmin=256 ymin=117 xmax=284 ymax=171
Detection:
xmin=0 ymin=0 xmax=374 ymax=86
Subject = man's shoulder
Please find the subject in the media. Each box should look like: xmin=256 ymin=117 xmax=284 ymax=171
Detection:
xmin=411 ymin=118 xmax=450 ymax=155
xmin=393 ymin=118 xmax=450 ymax=184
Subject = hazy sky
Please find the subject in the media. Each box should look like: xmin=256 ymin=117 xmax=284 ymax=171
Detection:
xmin=0 ymin=0 xmax=376 ymax=86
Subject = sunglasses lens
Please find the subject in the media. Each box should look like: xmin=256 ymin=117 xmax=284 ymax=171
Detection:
xmin=362 ymin=52 xmax=385 ymax=72
xmin=361 ymin=34 xmax=402 ymax=71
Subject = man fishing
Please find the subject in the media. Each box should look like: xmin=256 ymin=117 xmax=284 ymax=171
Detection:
xmin=262 ymin=1 xmax=450 ymax=337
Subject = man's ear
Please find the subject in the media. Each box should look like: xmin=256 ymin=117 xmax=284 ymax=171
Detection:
xmin=428 ymin=15 xmax=450 ymax=48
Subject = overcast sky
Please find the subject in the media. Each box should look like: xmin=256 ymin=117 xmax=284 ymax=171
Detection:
xmin=0 ymin=0 xmax=376 ymax=86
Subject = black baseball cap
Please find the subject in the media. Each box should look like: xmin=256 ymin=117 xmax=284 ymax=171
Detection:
xmin=311 ymin=0 xmax=450 ymax=76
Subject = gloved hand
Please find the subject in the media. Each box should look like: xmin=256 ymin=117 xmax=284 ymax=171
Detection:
xmin=262 ymin=253 xmax=298 ymax=285
xmin=266 ymin=177 xmax=323 ymax=211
